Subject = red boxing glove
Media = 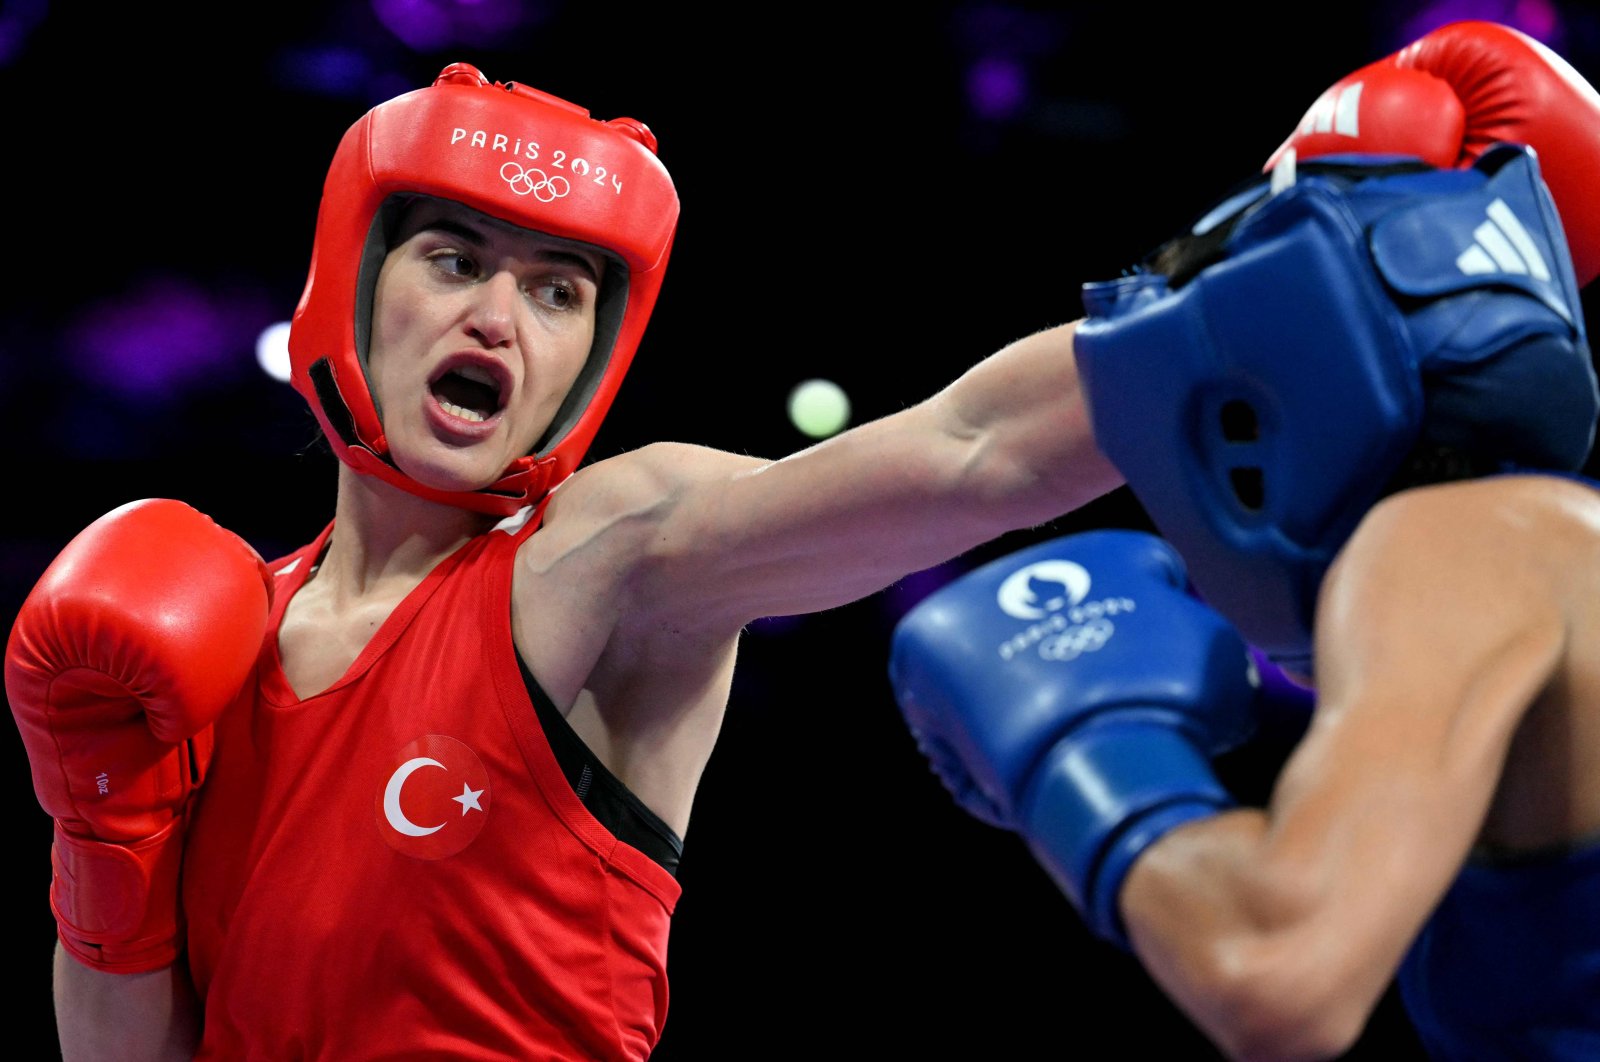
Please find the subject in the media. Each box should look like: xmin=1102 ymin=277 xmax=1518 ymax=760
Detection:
xmin=1264 ymin=20 xmax=1600 ymax=286
xmin=5 ymin=499 xmax=272 ymax=973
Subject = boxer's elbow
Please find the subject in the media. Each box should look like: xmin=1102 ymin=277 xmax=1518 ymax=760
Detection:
xmin=1166 ymin=881 xmax=1387 ymax=1062
xmin=1199 ymin=941 xmax=1372 ymax=1062
xmin=1132 ymin=857 xmax=1379 ymax=1061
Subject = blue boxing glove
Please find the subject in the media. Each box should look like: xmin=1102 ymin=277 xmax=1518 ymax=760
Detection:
xmin=889 ymin=529 xmax=1260 ymax=948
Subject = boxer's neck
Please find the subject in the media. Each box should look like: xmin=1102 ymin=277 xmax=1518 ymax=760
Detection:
xmin=313 ymin=463 xmax=493 ymax=601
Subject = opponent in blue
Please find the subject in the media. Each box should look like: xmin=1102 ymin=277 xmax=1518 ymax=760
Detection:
xmin=891 ymin=120 xmax=1600 ymax=1062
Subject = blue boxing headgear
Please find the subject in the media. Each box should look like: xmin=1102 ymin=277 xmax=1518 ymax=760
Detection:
xmin=1075 ymin=145 xmax=1596 ymax=672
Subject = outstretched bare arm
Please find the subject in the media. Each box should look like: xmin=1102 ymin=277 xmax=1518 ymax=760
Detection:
xmin=591 ymin=320 xmax=1121 ymax=633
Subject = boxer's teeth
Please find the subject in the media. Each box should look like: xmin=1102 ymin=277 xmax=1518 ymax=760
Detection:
xmin=440 ymin=399 xmax=487 ymax=423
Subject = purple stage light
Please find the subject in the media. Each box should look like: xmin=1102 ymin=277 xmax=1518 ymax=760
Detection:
xmin=0 ymin=0 xmax=46 ymax=68
xmin=1397 ymin=0 xmax=1564 ymax=48
xmin=370 ymin=0 xmax=550 ymax=52
xmin=1512 ymin=0 xmax=1560 ymax=42
xmin=951 ymin=6 xmax=1086 ymax=133
xmin=273 ymin=45 xmax=373 ymax=97
xmin=373 ymin=0 xmax=449 ymax=51
xmin=967 ymin=56 xmax=1028 ymax=120
xmin=68 ymin=280 xmax=271 ymax=405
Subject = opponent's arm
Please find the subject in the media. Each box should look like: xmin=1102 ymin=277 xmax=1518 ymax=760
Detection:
xmin=1118 ymin=480 xmax=1568 ymax=1060
xmin=578 ymin=319 xmax=1119 ymax=634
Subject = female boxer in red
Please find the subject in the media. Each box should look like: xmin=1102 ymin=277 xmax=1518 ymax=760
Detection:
xmin=20 ymin=63 xmax=1112 ymax=1062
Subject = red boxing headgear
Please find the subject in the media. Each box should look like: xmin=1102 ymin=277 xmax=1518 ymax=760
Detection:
xmin=289 ymin=63 xmax=679 ymax=515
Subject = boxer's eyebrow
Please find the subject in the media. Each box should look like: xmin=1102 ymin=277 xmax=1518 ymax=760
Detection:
xmin=418 ymin=218 xmax=488 ymax=246
xmin=416 ymin=215 xmax=601 ymax=281
xmin=536 ymin=250 xmax=602 ymax=283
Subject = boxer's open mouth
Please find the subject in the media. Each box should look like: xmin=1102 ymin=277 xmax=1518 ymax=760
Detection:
xmin=430 ymin=359 xmax=509 ymax=423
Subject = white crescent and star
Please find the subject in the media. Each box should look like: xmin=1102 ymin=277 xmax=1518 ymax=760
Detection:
xmin=383 ymin=757 xmax=485 ymax=837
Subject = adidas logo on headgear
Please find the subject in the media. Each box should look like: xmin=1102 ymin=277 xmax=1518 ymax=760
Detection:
xmin=1456 ymin=198 xmax=1551 ymax=280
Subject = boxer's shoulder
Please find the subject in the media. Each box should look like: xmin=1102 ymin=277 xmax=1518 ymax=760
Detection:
xmin=1360 ymin=474 xmax=1600 ymax=543
xmin=542 ymin=443 xmax=760 ymax=530
xmin=1325 ymin=474 xmax=1600 ymax=619
xmin=510 ymin=442 xmax=762 ymax=687
xmin=525 ymin=441 xmax=766 ymax=587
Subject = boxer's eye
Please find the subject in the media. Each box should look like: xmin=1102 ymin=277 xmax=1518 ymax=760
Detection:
xmin=428 ymin=250 xmax=480 ymax=279
xmin=527 ymin=278 xmax=578 ymax=311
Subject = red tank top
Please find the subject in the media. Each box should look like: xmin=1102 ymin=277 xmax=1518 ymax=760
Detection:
xmin=183 ymin=505 xmax=680 ymax=1060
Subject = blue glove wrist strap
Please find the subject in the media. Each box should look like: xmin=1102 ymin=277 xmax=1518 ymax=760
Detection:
xmin=1021 ymin=721 xmax=1233 ymax=949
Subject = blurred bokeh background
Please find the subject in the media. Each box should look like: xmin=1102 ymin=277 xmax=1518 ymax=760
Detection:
xmin=5 ymin=1 xmax=1599 ymax=1057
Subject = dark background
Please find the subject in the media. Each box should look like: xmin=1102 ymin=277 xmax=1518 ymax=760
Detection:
xmin=5 ymin=1 xmax=1599 ymax=1057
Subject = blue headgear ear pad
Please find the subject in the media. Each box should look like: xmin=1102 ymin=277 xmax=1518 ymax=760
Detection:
xmin=1075 ymin=145 xmax=1595 ymax=671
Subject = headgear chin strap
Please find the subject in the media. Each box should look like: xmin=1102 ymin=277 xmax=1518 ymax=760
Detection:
xmin=1075 ymin=144 xmax=1595 ymax=672
xmin=289 ymin=63 xmax=679 ymax=516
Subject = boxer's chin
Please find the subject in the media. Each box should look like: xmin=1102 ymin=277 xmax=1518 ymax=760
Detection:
xmin=386 ymin=437 xmax=514 ymax=501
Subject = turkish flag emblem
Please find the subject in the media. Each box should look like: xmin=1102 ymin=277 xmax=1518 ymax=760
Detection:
xmin=374 ymin=734 xmax=492 ymax=860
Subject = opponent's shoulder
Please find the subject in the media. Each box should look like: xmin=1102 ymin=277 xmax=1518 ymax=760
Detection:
xmin=1307 ymin=476 xmax=1578 ymax=729
xmin=1353 ymin=474 xmax=1600 ymax=557
xmin=1324 ymin=474 xmax=1597 ymax=624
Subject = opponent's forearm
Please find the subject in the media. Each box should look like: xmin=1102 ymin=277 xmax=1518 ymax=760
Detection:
xmin=1119 ymin=812 xmax=1386 ymax=1062
xmin=55 ymin=943 xmax=200 ymax=1061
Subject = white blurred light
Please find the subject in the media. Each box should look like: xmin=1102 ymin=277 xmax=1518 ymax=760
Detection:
xmin=787 ymin=378 xmax=851 ymax=439
xmin=256 ymin=321 xmax=293 ymax=382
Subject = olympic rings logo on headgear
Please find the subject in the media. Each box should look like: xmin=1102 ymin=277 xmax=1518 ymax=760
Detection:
xmin=500 ymin=161 xmax=571 ymax=202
